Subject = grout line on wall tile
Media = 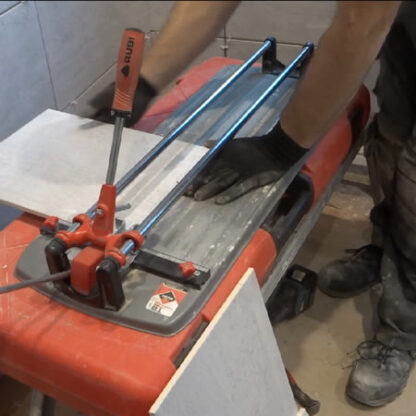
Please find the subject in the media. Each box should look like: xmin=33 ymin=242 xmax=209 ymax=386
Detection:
xmin=225 ymin=36 xmax=305 ymax=47
xmin=62 ymin=33 xmax=156 ymax=112
xmin=63 ymin=31 xmax=227 ymax=113
xmin=62 ymin=62 xmax=117 ymax=112
xmin=222 ymin=26 xmax=228 ymax=57
xmin=33 ymin=1 xmax=58 ymax=109
xmin=0 ymin=0 xmax=23 ymax=17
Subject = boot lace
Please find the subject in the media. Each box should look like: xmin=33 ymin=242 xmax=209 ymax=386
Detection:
xmin=345 ymin=244 xmax=380 ymax=256
xmin=356 ymin=340 xmax=396 ymax=365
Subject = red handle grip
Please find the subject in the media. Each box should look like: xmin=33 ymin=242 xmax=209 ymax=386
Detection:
xmin=112 ymin=28 xmax=145 ymax=114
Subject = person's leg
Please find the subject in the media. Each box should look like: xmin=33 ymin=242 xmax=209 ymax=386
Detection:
xmin=347 ymin=144 xmax=416 ymax=405
xmin=345 ymin=21 xmax=416 ymax=406
xmin=376 ymin=135 xmax=416 ymax=349
xmin=316 ymin=20 xmax=416 ymax=405
xmin=317 ymin=119 xmax=388 ymax=298
xmin=319 ymin=19 xmax=415 ymax=298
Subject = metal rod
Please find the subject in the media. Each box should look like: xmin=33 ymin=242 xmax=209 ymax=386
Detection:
xmin=106 ymin=116 xmax=125 ymax=185
xmin=115 ymin=39 xmax=273 ymax=195
xmin=69 ymin=40 xmax=273 ymax=231
xmin=0 ymin=271 xmax=70 ymax=294
xmin=120 ymin=43 xmax=314 ymax=255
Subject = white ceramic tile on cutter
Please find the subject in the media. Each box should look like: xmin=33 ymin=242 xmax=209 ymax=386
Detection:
xmin=0 ymin=109 xmax=207 ymax=228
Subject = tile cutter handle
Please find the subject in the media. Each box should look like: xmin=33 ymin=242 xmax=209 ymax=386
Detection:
xmin=67 ymin=28 xmax=145 ymax=233
xmin=106 ymin=28 xmax=145 ymax=185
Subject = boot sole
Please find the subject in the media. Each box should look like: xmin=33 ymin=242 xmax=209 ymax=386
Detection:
xmin=347 ymin=385 xmax=405 ymax=407
xmin=318 ymin=284 xmax=372 ymax=299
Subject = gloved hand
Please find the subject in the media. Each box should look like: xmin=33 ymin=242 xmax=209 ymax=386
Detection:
xmin=185 ymin=122 xmax=309 ymax=204
xmin=89 ymin=76 xmax=157 ymax=127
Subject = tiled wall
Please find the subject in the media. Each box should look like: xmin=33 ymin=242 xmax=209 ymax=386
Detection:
xmin=0 ymin=1 xmax=379 ymax=141
xmin=0 ymin=1 xmax=341 ymax=142
xmin=0 ymin=1 xmax=149 ymax=141
xmin=145 ymin=1 xmax=336 ymax=66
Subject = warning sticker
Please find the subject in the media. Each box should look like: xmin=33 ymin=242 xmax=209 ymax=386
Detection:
xmin=146 ymin=283 xmax=187 ymax=317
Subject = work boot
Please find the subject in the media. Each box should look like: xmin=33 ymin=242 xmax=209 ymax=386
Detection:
xmin=347 ymin=340 xmax=415 ymax=406
xmin=318 ymin=245 xmax=382 ymax=298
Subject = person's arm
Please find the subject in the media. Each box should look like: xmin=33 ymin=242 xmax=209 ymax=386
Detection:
xmin=280 ymin=1 xmax=401 ymax=148
xmin=141 ymin=1 xmax=241 ymax=92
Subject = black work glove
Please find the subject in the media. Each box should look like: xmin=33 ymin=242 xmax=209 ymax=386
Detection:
xmin=89 ymin=76 xmax=157 ymax=127
xmin=185 ymin=122 xmax=309 ymax=204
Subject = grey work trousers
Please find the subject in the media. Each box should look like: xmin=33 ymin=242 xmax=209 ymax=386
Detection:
xmin=364 ymin=21 xmax=416 ymax=350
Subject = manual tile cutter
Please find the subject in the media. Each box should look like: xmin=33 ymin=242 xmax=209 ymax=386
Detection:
xmin=0 ymin=32 xmax=370 ymax=415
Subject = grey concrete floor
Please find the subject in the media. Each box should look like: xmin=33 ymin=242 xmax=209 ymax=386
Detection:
xmin=1 ymin=179 xmax=415 ymax=415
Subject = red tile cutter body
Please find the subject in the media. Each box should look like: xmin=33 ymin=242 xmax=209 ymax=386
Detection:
xmin=0 ymin=33 xmax=370 ymax=416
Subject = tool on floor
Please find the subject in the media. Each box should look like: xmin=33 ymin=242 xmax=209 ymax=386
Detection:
xmin=286 ymin=369 xmax=320 ymax=415
xmin=267 ymin=264 xmax=317 ymax=324
xmin=0 ymin=32 xmax=371 ymax=415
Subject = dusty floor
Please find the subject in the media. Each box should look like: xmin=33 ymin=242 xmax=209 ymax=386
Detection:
xmin=1 ymin=178 xmax=415 ymax=415
xmin=277 ymin=180 xmax=416 ymax=416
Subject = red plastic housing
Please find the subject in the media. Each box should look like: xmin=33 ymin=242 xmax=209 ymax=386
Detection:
xmin=301 ymin=85 xmax=370 ymax=205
